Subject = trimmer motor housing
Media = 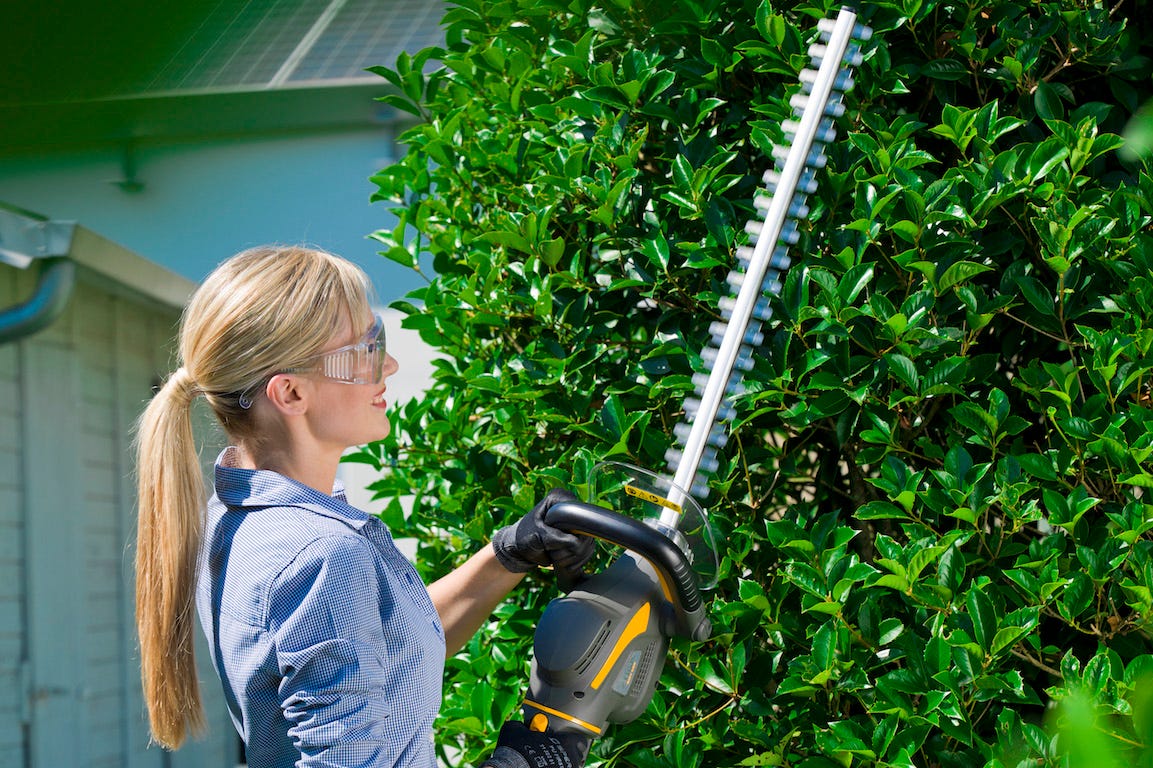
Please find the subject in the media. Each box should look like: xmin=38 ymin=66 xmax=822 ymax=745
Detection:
xmin=524 ymin=554 xmax=670 ymax=736
xmin=521 ymin=501 xmax=711 ymax=741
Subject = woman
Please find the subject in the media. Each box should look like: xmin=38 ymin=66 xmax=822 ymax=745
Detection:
xmin=135 ymin=246 xmax=591 ymax=767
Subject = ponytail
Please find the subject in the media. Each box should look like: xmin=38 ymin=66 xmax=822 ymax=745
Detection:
xmin=134 ymin=367 xmax=207 ymax=749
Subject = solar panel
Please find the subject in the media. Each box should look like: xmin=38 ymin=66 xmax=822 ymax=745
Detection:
xmin=145 ymin=0 xmax=446 ymax=94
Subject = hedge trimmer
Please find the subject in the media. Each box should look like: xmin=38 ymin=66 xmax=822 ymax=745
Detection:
xmin=517 ymin=5 xmax=873 ymax=748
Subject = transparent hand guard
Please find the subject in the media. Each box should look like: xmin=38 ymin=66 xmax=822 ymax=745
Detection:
xmin=583 ymin=461 xmax=719 ymax=590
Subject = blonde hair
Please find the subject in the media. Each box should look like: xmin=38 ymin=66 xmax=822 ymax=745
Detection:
xmin=134 ymin=246 xmax=371 ymax=749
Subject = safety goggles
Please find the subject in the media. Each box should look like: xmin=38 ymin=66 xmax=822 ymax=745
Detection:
xmin=284 ymin=314 xmax=387 ymax=385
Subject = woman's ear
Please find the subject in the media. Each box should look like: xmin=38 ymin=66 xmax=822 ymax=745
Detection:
xmin=263 ymin=373 xmax=309 ymax=416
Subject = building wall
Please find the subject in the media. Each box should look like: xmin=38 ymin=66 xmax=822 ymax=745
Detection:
xmin=0 ymin=266 xmax=27 ymax=762
xmin=0 ymin=128 xmax=426 ymax=304
xmin=0 ymin=262 xmax=236 ymax=767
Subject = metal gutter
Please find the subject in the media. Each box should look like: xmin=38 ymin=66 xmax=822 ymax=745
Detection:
xmin=0 ymin=207 xmax=78 ymax=344
xmin=66 ymin=226 xmax=195 ymax=311
xmin=0 ymin=205 xmax=196 ymax=344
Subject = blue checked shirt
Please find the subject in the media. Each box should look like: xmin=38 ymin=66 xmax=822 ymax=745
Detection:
xmin=196 ymin=448 xmax=446 ymax=767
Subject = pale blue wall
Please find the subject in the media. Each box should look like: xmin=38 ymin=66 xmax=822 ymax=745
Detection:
xmin=0 ymin=128 xmax=427 ymax=303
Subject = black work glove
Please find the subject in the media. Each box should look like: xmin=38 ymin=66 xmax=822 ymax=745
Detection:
xmin=491 ymin=489 xmax=596 ymax=573
xmin=481 ymin=721 xmax=589 ymax=768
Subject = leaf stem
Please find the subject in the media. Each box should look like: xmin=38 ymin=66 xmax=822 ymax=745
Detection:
xmin=1009 ymin=646 xmax=1062 ymax=677
xmin=1003 ymin=311 xmax=1070 ymax=344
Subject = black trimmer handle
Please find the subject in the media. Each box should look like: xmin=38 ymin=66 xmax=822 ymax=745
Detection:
xmin=546 ymin=501 xmax=712 ymax=641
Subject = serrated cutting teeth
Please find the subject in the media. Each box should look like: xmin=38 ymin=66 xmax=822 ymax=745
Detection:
xmin=736 ymin=245 xmax=791 ymax=271
xmin=817 ymin=16 xmax=873 ymax=42
xmin=809 ymin=44 xmax=866 ymax=69
xmin=660 ymin=6 xmax=871 ymax=516
xmin=782 ymin=119 xmax=837 ymax=144
xmin=753 ymin=192 xmax=810 ymax=220
xmin=791 ymin=94 xmax=847 ymax=118
xmin=709 ymin=319 xmax=764 ymax=348
xmin=718 ymin=296 xmax=773 ymax=323
xmin=772 ymin=144 xmax=828 ymax=170
xmin=799 ymin=67 xmax=855 ymax=94
xmin=674 ymin=421 xmax=730 ymax=449
xmin=691 ymin=372 xmax=744 ymax=400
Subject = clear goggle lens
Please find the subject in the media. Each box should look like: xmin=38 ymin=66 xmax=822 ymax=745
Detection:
xmin=289 ymin=314 xmax=386 ymax=385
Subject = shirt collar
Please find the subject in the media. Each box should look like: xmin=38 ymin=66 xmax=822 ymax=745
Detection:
xmin=212 ymin=446 xmax=369 ymax=530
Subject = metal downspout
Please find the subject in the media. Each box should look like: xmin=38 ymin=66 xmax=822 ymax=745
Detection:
xmin=0 ymin=257 xmax=77 ymax=344
xmin=0 ymin=208 xmax=78 ymax=345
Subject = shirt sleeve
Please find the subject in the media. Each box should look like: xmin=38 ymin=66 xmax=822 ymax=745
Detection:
xmin=269 ymin=534 xmax=398 ymax=767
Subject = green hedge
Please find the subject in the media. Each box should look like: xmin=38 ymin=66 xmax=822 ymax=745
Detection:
xmin=359 ymin=0 xmax=1153 ymax=765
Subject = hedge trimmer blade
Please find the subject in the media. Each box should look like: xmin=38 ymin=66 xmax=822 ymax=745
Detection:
xmin=662 ymin=6 xmax=872 ymax=525
xmin=518 ymin=7 xmax=875 ymax=745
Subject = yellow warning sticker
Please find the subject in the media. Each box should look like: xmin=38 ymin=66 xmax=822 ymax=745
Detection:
xmin=624 ymin=484 xmax=682 ymax=513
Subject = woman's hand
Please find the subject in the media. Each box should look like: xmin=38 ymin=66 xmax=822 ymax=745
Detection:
xmin=491 ymin=489 xmax=596 ymax=573
xmin=481 ymin=721 xmax=589 ymax=768
xmin=429 ymin=489 xmax=596 ymax=655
